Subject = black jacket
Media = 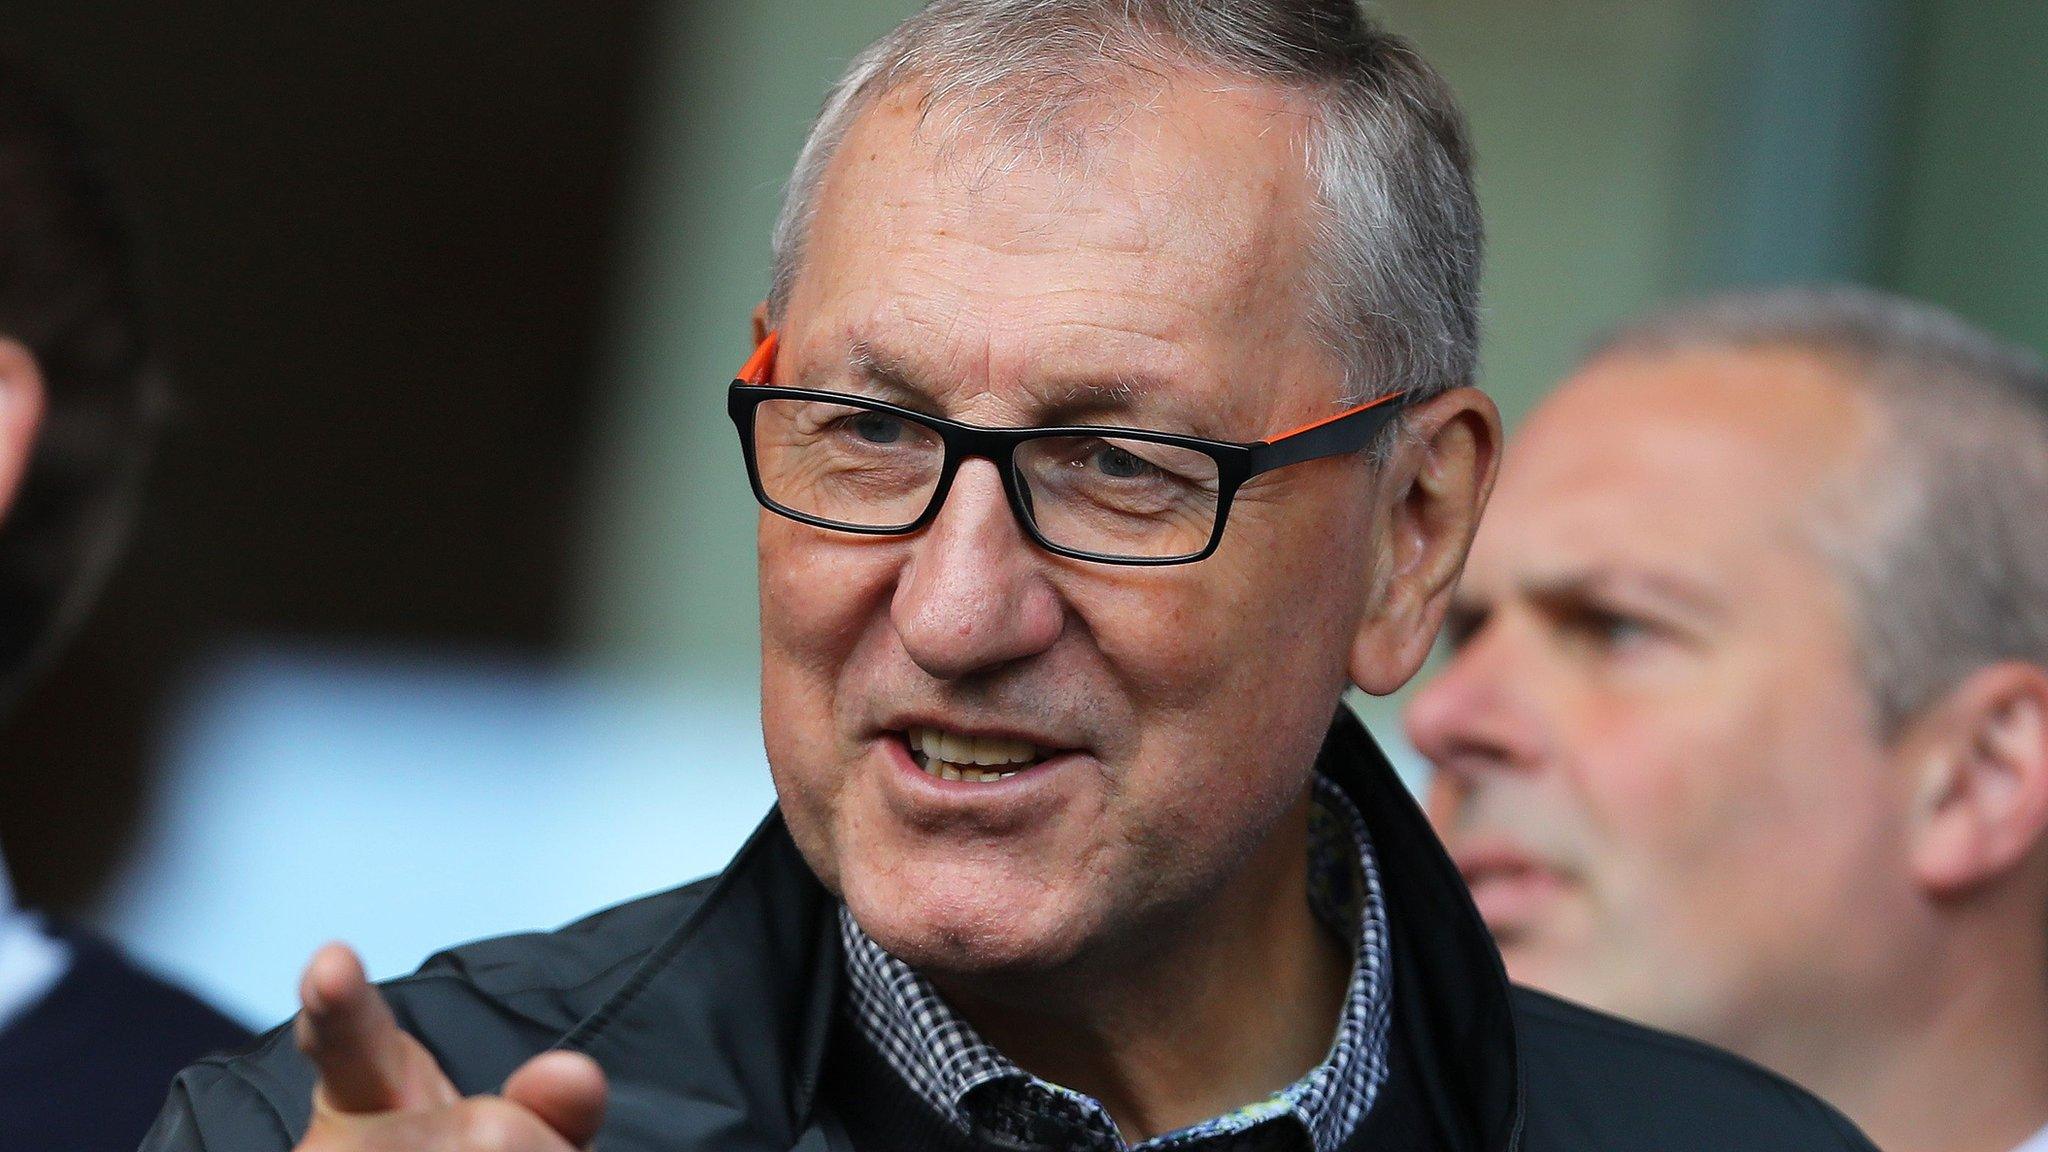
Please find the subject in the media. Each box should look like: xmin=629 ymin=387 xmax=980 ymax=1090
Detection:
xmin=1 ymin=924 xmax=252 ymax=1152
xmin=143 ymin=712 xmax=1876 ymax=1151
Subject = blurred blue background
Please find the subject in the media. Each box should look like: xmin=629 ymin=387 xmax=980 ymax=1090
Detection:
xmin=99 ymin=648 xmax=773 ymax=1025
xmin=0 ymin=0 xmax=2042 ymax=1028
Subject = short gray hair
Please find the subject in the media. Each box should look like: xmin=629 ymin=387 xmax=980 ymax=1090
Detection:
xmin=1591 ymin=286 xmax=2048 ymax=736
xmin=767 ymin=0 xmax=1482 ymax=410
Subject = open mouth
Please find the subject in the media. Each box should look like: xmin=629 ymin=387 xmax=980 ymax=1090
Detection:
xmin=904 ymin=726 xmax=1055 ymax=784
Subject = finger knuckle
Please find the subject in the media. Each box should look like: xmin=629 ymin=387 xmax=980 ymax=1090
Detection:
xmin=458 ymin=1097 xmax=541 ymax=1152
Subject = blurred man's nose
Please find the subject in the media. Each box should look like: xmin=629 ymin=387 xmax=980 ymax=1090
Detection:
xmin=891 ymin=459 xmax=1063 ymax=681
xmin=1405 ymin=616 xmax=1547 ymax=798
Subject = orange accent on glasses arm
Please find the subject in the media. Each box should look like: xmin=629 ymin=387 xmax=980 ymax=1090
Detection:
xmin=1260 ymin=390 xmax=1405 ymax=445
xmin=739 ymin=330 xmax=780 ymax=384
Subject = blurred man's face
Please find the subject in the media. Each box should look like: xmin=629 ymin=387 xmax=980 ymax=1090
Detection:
xmin=757 ymin=75 xmax=1391 ymax=979
xmin=1408 ymin=348 xmax=1925 ymax=1051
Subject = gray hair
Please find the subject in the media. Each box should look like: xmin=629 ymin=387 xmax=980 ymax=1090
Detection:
xmin=1590 ymin=286 xmax=2048 ymax=736
xmin=767 ymin=0 xmax=1482 ymax=411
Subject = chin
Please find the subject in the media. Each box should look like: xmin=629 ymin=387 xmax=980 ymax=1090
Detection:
xmin=1505 ymin=937 xmax=1691 ymax=1035
xmin=842 ymin=866 xmax=1097 ymax=977
xmin=1495 ymin=935 xmax=1590 ymax=998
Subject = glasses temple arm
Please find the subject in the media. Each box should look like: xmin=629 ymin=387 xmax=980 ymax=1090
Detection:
xmin=1244 ymin=392 xmax=1408 ymax=473
xmin=738 ymin=331 xmax=780 ymax=384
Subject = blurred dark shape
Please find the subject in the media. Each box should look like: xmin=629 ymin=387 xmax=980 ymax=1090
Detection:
xmin=0 ymin=43 xmax=162 ymax=702
xmin=0 ymin=35 xmax=167 ymax=914
xmin=0 ymin=46 xmax=253 ymax=1151
xmin=0 ymin=3 xmax=649 ymax=912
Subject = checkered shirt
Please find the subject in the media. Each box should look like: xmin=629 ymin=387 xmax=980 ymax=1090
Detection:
xmin=839 ymin=774 xmax=1392 ymax=1152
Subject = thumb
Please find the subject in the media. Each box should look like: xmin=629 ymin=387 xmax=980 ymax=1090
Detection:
xmin=295 ymin=942 xmax=457 ymax=1115
xmin=503 ymin=1050 xmax=608 ymax=1149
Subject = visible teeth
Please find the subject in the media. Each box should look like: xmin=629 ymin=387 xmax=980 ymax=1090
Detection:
xmin=907 ymin=727 xmax=1041 ymax=784
xmin=909 ymin=726 xmax=1043 ymax=767
xmin=972 ymin=735 xmax=1037 ymax=766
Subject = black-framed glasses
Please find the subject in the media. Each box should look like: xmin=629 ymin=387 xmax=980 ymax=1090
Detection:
xmin=727 ymin=331 xmax=1409 ymax=565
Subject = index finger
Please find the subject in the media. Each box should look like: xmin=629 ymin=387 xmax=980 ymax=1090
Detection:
xmin=294 ymin=943 xmax=455 ymax=1114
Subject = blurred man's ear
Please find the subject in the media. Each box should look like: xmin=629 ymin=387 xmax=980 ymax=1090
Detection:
xmin=0 ymin=337 xmax=47 ymax=522
xmin=1902 ymin=663 xmax=2048 ymax=898
xmin=1348 ymin=385 xmax=1502 ymax=696
xmin=752 ymin=301 xmax=770 ymax=350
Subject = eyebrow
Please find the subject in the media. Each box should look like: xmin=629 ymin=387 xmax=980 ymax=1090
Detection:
xmin=843 ymin=339 xmax=921 ymax=400
xmin=1517 ymin=565 xmax=1730 ymax=623
xmin=835 ymin=335 xmax=1216 ymax=433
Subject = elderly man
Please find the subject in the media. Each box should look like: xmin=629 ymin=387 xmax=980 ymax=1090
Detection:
xmin=150 ymin=4 xmax=1871 ymax=1151
xmin=0 ymin=54 xmax=253 ymax=1149
xmin=1411 ymin=285 xmax=2048 ymax=1152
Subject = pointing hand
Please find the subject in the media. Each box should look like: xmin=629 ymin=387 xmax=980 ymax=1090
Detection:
xmin=292 ymin=943 xmax=607 ymax=1150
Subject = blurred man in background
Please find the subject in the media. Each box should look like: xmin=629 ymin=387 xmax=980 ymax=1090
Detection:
xmin=1411 ymin=285 xmax=2048 ymax=1152
xmin=0 ymin=50 xmax=252 ymax=1150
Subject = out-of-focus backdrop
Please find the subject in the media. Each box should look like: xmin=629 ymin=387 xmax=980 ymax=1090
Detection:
xmin=2 ymin=0 xmax=2041 ymax=1027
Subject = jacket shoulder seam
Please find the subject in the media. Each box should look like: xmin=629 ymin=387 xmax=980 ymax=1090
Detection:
xmin=176 ymin=1045 xmax=300 ymax=1144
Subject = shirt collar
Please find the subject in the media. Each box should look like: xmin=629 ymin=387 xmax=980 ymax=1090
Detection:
xmin=0 ymin=838 xmax=69 ymax=1037
xmin=839 ymin=773 xmax=1393 ymax=1152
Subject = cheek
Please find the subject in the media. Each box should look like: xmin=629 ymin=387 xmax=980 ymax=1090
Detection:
xmin=1077 ymin=500 xmax=1364 ymax=818
xmin=1715 ymin=664 xmax=1895 ymax=879
xmin=1665 ymin=571 xmax=1895 ymax=870
xmin=1529 ymin=649 xmax=1779 ymax=899
xmin=759 ymin=518 xmax=899 ymax=681
xmin=1090 ymin=532 xmax=1351 ymax=706
xmin=757 ymin=521 xmax=902 ymax=842
xmin=1556 ymin=708 xmax=1713 ymax=869
xmin=1559 ymin=660 xmax=1886 ymax=901
xmin=1208 ymin=483 xmax=1370 ymax=660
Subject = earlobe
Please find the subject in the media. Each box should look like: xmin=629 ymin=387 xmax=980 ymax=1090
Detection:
xmin=1907 ymin=664 xmax=2048 ymax=897
xmin=1348 ymin=386 xmax=1502 ymax=695
xmin=0 ymin=338 xmax=47 ymax=524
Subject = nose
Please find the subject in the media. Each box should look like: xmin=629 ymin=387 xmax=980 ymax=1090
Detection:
xmin=1404 ymin=617 xmax=1546 ymax=813
xmin=891 ymin=458 xmax=1063 ymax=681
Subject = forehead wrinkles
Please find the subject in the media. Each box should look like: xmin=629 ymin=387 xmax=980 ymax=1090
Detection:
xmin=805 ymin=73 xmax=1324 ymax=421
xmin=918 ymin=77 xmax=1315 ymax=283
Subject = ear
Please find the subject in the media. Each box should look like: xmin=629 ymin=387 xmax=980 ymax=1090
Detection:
xmin=1901 ymin=662 xmax=2048 ymax=898
xmin=0 ymin=338 xmax=47 ymax=522
xmin=752 ymin=301 xmax=771 ymax=349
xmin=1349 ymin=385 xmax=1502 ymax=695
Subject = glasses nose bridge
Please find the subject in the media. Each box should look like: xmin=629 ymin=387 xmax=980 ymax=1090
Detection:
xmin=940 ymin=420 xmax=1027 ymax=467
xmin=929 ymin=421 xmax=1035 ymax=535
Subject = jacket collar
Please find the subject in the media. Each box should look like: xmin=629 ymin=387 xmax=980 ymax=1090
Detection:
xmin=562 ymin=815 xmax=844 ymax=1150
xmin=1318 ymin=710 xmax=1524 ymax=1152
xmin=565 ymin=708 xmax=1523 ymax=1152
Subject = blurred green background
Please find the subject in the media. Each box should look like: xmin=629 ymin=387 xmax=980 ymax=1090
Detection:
xmin=582 ymin=0 xmax=2048 ymax=747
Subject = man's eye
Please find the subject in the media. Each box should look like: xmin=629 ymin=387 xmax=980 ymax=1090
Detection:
xmin=848 ymin=412 xmax=907 ymax=445
xmin=1565 ymin=607 xmax=1654 ymax=651
xmin=1091 ymin=445 xmax=1156 ymax=479
xmin=1441 ymin=608 xmax=1485 ymax=651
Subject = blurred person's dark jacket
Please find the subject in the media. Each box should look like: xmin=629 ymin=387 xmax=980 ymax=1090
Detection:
xmin=0 ymin=922 xmax=248 ymax=1150
xmin=143 ymin=713 xmax=1873 ymax=1152
xmin=0 ymin=50 xmax=254 ymax=1149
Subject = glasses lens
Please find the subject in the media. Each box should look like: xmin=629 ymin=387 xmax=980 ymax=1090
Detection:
xmin=1014 ymin=434 xmax=1221 ymax=560
xmin=752 ymin=398 xmax=944 ymax=529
